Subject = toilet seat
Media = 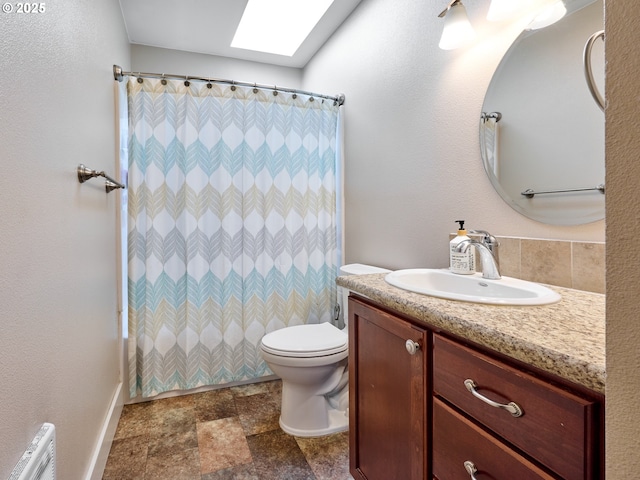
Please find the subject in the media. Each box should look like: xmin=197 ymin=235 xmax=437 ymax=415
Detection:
xmin=261 ymin=323 xmax=347 ymax=358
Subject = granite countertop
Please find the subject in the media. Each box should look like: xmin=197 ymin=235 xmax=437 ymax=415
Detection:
xmin=337 ymin=273 xmax=605 ymax=394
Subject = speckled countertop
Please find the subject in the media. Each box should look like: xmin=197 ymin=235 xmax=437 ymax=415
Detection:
xmin=337 ymin=273 xmax=605 ymax=394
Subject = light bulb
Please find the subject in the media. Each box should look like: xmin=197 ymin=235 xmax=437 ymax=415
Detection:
xmin=439 ymin=2 xmax=476 ymax=50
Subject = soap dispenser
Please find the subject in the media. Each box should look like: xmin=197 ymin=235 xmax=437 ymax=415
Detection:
xmin=450 ymin=220 xmax=476 ymax=275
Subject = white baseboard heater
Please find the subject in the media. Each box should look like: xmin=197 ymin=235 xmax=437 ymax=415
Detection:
xmin=9 ymin=423 xmax=56 ymax=480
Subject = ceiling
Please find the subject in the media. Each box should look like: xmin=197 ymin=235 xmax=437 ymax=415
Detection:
xmin=118 ymin=0 xmax=362 ymax=68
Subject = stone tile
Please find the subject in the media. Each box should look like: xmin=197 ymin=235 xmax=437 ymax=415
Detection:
xmin=521 ymin=239 xmax=572 ymax=288
xmin=149 ymin=406 xmax=196 ymax=438
xmin=144 ymin=448 xmax=201 ymax=480
xmin=265 ymin=379 xmax=282 ymax=400
xmin=148 ymin=426 xmax=198 ymax=457
xmin=201 ymin=463 xmax=260 ymax=480
xmin=193 ymin=388 xmax=238 ymax=423
xmin=113 ymin=402 xmax=153 ymax=440
xmin=102 ymin=435 xmax=148 ymax=480
xmin=572 ymin=242 xmax=605 ymax=293
xmin=247 ymin=429 xmax=316 ymax=480
xmin=105 ymin=380 xmax=350 ymax=479
xmin=148 ymin=406 xmax=198 ymax=456
xmin=230 ymin=381 xmax=272 ymax=397
xmin=149 ymin=393 xmax=195 ymax=417
xmin=296 ymin=431 xmax=352 ymax=480
xmin=235 ymin=392 xmax=280 ymax=436
xmin=496 ymin=236 xmax=521 ymax=278
xmin=197 ymin=417 xmax=253 ymax=474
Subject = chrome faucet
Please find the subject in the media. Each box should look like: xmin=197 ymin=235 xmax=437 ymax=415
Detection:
xmin=469 ymin=229 xmax=499 ymax=269
xmin=455 ymin=238 xmax=501 ymax=280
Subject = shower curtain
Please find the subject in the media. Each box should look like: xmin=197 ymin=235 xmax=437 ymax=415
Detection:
xmin=127 ymin=77 xmax=340 ymax=398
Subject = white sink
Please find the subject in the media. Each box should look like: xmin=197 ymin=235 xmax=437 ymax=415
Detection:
xmin=385 ymin=269 xmax=561 ymax=306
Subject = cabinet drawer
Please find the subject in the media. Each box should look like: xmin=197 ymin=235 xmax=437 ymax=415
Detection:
xmin=433 ymin=398 xmax=555 ymax=480
xmin=433 ymin=334 xmax=597 ymax=480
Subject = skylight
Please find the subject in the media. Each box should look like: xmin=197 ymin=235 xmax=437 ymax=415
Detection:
xmin=231 ymin=0 xmax=335 ymax=57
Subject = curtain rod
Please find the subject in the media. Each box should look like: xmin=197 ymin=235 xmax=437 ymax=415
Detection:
xmin=113 ymin=65 xmax=345 ymax=106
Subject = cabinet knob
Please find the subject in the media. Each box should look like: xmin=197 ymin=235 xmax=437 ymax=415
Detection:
xmin=405 ymin=339 xmax=420 ymax=355
xmin=463 ymin=461 xmax=479 ymax=479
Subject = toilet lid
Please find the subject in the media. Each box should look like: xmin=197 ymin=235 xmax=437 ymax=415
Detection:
xmin=261 ymin=323 xmax=348 ymax=358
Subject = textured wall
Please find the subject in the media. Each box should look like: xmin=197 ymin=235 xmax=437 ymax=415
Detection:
xmin=302 ymin=0 xmax=604 ymax=272
xmin=304 ymin=0 xmax=636 ymax=476
xmin=605 ymin=0 xmax=640 ymax=477
xmin=0 ymin=1 xmax=130 ymax=477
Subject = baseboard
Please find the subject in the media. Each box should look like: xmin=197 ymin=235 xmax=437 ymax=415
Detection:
xmin=85 ymin=382 xmax=124 ymax=480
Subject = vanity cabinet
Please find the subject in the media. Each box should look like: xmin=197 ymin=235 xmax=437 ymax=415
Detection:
xmin=348 ymin=295 xmax=604 ymax=480
xmin=348 ymin=296 xmax=429 ymax=480
xmin=433 ymin=334 xmax=601 ymax=479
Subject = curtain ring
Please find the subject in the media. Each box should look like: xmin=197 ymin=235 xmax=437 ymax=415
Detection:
xmin=207 ymin=78 xmax=212 ymax=89
xmin=161 ymin=74 xmax=167 ymax=86
xmin=292 ymin=93 xmax=297 ymax=99
xmin=184 ymin=76 xmax=190 ymax=87
xmin=273 ymin=85 xmax=278 ymax=96
xmin=137 ymin=72 xmax=143 ymax=84
xmin=309 ymin=97 xmax=314 ymax=102
xmin=253 ymin=83 xmax=258 ymax=94
xmin=230 ymin=80 xmax=236 ymax=92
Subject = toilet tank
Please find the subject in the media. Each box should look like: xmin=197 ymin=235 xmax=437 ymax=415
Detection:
xmin=338 ymin=264 xmax=391 ymax=329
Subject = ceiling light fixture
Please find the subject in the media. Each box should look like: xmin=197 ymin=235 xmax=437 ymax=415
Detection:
xmin=231 ymin=0 xmax=335 ymax=57
xmin=438 ymin=0 xmax=476 ymax=50
xmin=438 ymin=0 xmax=569 ymax=50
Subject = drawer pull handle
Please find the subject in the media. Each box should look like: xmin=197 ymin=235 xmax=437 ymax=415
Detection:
xmin=463 ymin=461 xmax=479 ymax=479
xmin=405 ymin=339 xmax=420 ymax=355
xmin=464 ymin=379 xmax=523 ymax=417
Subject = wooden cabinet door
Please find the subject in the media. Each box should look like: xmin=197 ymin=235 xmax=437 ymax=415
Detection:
xmin=349 ymin=296 xmax=429 ymax=480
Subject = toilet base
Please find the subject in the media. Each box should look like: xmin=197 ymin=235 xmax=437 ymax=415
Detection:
xmin=279 ymin=407 xmax=348 ymax=437
xmin=261 ymin=346 xmax=349 ymax=438
xmin=274 ymin=358 xmax=349 ymax=437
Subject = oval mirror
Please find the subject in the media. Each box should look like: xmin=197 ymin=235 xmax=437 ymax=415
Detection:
xmin=480 ymin=0 xmax=604 ymax=225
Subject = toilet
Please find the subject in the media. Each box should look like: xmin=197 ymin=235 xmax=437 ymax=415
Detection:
xmin=260 ymin=263 xmax=390 ymax=437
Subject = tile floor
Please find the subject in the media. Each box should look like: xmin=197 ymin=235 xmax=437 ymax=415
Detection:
xmin=103 ymin=380 xmax=353 ymax=479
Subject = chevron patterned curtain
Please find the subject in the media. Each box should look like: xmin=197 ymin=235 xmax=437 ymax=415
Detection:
xmin=127 ymin=77 xmax=340 ymax=398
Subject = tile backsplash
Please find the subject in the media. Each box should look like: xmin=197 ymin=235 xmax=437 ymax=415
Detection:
xmin=451 ymin=234 xmax=606 ymax=294
xmin=493 ymin=236 xmax=604 ymax=294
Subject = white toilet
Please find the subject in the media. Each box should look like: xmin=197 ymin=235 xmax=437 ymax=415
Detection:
xmin=260 ymin=263 xmax=390 ymax=437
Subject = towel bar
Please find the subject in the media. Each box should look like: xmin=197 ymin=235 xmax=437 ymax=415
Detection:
xmin=521 ymin=184 xmax=604 ymax=198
